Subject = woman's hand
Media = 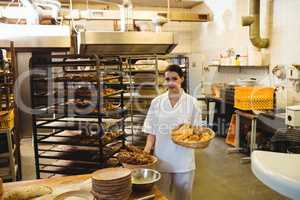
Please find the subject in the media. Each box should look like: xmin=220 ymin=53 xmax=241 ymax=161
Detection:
xmin=143 ymin=148 xmax=151 ymax=154
xmin=144 ymin=134 xmax=156 ymax=154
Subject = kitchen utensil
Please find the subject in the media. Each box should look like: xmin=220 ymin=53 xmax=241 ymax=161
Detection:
xmin=134 ymin=194 xmax=156 ymax=200
xmin=131 ymin=168 xmax=161 ymax=192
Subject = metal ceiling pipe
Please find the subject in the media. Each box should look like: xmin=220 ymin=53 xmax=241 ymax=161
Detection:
xmin=35 ymin=0 xmax=61 ymax=19
xmin=152 ymin=15 xmax=168 ymax=32
xmin=20 ymin=0 xmax=39 ymax=24
xmin=119 ymin=0 xmax=132 ymax=32
xmin=93 ymin=0 xmax=132 ymax=32
xmin=242 ymin=0 xmax=269 ymax=49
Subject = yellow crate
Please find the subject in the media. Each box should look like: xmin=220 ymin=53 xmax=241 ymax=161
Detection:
xmin=234 ymin=87 xmax=274 ymax=110
xmin=0 ymin=109 xmax=14 ymax=129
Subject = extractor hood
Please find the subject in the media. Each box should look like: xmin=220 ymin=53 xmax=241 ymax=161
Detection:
xmin=77 ymin=31 xmax=177 ymax=55
xmin=0 ymin=24 xmax=70 ymax=51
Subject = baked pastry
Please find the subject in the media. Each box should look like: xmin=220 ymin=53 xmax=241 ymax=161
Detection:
xmin=4 ymin=185 xmax=52 ymax=200
xmin=103 ymin=88 xmax=116 ymax=95
xmin=117 ymin=145 xmax=155 ymax=165
xmin=172 ymin=124 xmax=212 ymax=143
xmin=102 ymin=131 xmax=123 ymax=144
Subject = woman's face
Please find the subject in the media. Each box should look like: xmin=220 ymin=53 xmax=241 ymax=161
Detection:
xmin=164 ymin=71 xmax=184 ymax=91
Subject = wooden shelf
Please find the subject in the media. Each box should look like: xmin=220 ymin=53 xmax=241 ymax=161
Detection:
xmin=288 ymin=78 xmax=300 ymax=81
xmin=208 ymin=65 xmax=269 ymax=72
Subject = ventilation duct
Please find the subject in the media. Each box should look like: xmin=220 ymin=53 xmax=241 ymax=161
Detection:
xmin=77 ymin=0 xmax=177 ymax=55
xmin=19 ymin=0 xmax=61 ymax=24
xmin=20 ymin=0 xmax=39 ymax=24
xmin=242 ymin=0 xmax=269 ymax=49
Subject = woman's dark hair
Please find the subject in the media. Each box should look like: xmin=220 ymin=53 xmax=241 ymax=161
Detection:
xmin=165 ymin=64 xmax=184 ymax=78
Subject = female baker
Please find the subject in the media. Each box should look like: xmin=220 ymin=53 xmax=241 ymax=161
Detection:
xmin=143 ymin=64 xmax=202 ymax=200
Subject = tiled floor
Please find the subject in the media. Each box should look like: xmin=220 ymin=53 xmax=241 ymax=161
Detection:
xmin=194 ymin=138 xmax=287 ymax=200
xmin=19 ymin=137 xmax=287 ymax=199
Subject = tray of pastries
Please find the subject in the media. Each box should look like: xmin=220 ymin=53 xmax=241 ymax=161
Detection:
xmin=54 ymin=75 xmax=119 ymax=82
xmin=117 ymin=145 xmax=157 ymax=169
xmin=73 ymin=87 xmax=118 ymax=98
xmin=102 ymin=131 xmax=123 ymax=145
xmin=171 ymin=124 xmax=215 ymax=149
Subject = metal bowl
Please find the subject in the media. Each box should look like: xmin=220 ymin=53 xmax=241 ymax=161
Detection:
xmin=131 ymin=168 xmax=161 ymax=192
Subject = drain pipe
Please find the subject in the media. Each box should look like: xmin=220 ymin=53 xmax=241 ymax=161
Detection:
xmin=242 ymin=0 xmax=269 ymax=49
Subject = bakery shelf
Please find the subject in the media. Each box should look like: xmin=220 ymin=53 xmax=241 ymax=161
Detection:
xmin=39 ymin=161 xmax=100 ymax=169
xmin=31 ymin=61 xmax=96 ymax=68
xmin=110 ymin=92 xmax=157 ymax=100
xmin=33 ymin=89 xmax=124 ymax=98
xmin=30 ymin=54 xmax=126 ymax=178
xmin=208 ymin=64 xmax=269 ymax=72
xmin=40 ymin=165 xmax=96 ymax=175
xmin=38 ymin=146 xmax=118 ymax=162
xmin=31 ymin=57 xmax=121 ymax=69
xmin=0 ymin=41 xmax=21 ymax=179
xmin=103 ymin=90 xmax=124 ymax=98
xmin=125 ymin=68 xmax=186 ymax=74
xmin=32 ymin=76 xmax=121 ymax=84
xmin=124 ymin=82 xmax=164 ymax=87
xmin=53 ymin=75 xmax=121 ymax=83
xmin=34 ymin=105 xmax=127 ymax=119
xmin=35 ymin=117 xmax=126 ymax=130
xmin=125 ymin=69 xmax=165 ymax=74
xmin=0 ymin=83 xmax=14 ymax=87
xmin=0 ymin=71 xmax=13 ymax=77
xmin=0 ymin=147 xmax=16 ymax=159
xmin=36 ymin=121 xmax=97 ymax=130
xmin=37 ymin=131 xmax=125 ymax=147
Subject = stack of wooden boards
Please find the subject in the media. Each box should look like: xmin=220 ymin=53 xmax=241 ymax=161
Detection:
xmin=92 ymin=167 xmax=132 ymax=200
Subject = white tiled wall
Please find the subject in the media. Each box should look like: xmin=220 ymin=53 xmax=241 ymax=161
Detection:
xmin=163 ymin=22 xmax=193 ymax=54
xmin=188 ymin=0 xmax=300 ymax=101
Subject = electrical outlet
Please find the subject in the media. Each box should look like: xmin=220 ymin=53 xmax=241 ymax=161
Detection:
xmin=192 ymin=62 xmax=196 ymax=68
xmin=295 ymin=81 xmax=300 ymax=93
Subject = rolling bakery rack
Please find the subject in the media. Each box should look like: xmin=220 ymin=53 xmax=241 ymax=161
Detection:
xmin=112 ymin=55 xmax=189 ymax=146
xmin=30 ymin=54 xmax=127 ymax=178
xmin=0 ymin=40 xmax=22 ymax=181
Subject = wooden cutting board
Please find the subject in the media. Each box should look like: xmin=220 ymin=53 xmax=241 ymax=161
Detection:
xmin=92 ymin=167 xmax=131 ymax=182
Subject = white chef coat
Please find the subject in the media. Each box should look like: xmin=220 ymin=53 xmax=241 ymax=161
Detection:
xmin=142 ymin=89 xmax=202 ymax=173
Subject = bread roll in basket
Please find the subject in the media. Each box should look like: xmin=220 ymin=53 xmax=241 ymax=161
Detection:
xmin=171 ymin=124 xmax=215 ymax=149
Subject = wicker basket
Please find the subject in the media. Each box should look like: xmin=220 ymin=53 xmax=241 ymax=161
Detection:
xmin=171 ymin=125 xmax=215 ymax=149
xmin=121 ymin=156 xmax=158 ymax=169
xmin=0 ymin=109 xmax=14 ymax=130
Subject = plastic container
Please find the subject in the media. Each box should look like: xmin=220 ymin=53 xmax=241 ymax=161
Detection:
xmin=234 ymin=87 xmax=274 ymax=110
xmin=0 ymin=109 xmax=14 ymax=130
